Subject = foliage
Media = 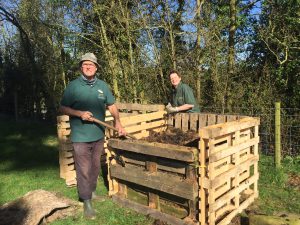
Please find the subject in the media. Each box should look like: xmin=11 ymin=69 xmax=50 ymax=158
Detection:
xmin=0 ymin=0 xmax=299 ymax=118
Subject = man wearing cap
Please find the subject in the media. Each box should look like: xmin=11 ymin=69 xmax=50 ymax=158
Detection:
xmin=59 ymin=53 xmax=126 ymax=219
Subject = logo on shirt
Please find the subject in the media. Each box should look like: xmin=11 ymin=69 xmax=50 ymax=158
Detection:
xmin=97 ymin=89 xmax=105 ymax=99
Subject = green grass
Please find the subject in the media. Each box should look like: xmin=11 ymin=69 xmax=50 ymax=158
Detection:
xmin=256 ymin=154 xmax=300 ymax=214
xmin=0 ymin=117 xmax=299 ymax=224
xmin=0 ymin=117 xmax=152 ymax=225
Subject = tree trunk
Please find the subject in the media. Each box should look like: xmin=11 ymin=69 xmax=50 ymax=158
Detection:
xmin=195 ymin=0 xmax=205 ymax=104
xmin=226 ymin=0 xmax=237 ymax=112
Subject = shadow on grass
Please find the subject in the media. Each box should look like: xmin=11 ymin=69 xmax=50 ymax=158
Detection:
xmin=0 ymin=117 xmax=59 ymax=172
xmin=0 ymin=200 xmax=29 ymax=225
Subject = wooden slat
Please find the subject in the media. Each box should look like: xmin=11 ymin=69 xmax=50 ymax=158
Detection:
xmin=216 ymin=115 xmax=226 ymax=124
xmin=57 ymin=122 xmax=70 ymax=129
xmin=110 ymin=164 xmax=198 ymax=200
xmin=189 ymin=113 xmax=199 ymax=131
xmin=226 ymin=115 xmax=237 ymax=122
xmin=211 ymin=155 xmax=258 ymax=188
xmin=217 ymin=194 xmax=256 ymax=225
xmin=215 ymin=204 xmax=236 ymax=221
xmin=199 ymin=117 xmax=260 ymax=139
xmin=116 ymin=103 xmax=165 ymax=111
xmin=123 ymin=155 xmax=186 ymax=174
xmin=210 ymin=135 xmax=230 ymax=154
xmin=182 ymin=114 xmax=189 ymax=131
xmin=210 ymin=137 xmax=259 ymax=161
xmin=211 ymin=156 xmax=231 ymax=179
xmin=112 ymin=195 xmax=198 ymax=225
xmin=120 ymin=111 xmax=166 ymax=126
xmin=175 ymin=113 xmax=182 ymax=129
xmin=211 ymin=174 xmax=258 ymax=211
xmin=157 ymin=158 xmax=186 ymax=174
xmin=146 ymin=156 xmax=159 ymax=209
xmin=198 ymin=114 xmax=208 ymax=129
xmin=118 ymin=183 xmax=128 ymax=198
xmin=132 ymin=132 xmax=150 ymax=139
xmin=59 ymin=157 xmax=74 ymax=165
xmin=60 ymin=129 xmax=71 ymax=136
xmin=59 ymin=143 xmax=73 ymax=150
xmin=60 ymin=163 xmax=75 ymax=173
xmin=207 ymin=114 xmax=217 ymax=126
xmin=239 ymin=169 xmax=250 ymax=183
xmin=167 ymin=114 xmax=174 ymax=127
xmin=149 ymin=192 xmax=160 ymax=209
xmin=214 ymin=179 xmax=231 ymax=199
xmin=199 ymin=138 xmax=208 ymax=225
xmin=60 ymin=150 xmax=73 ymax=158
xmin=64 ymin=170 xmax=76 ymax=181
xmin=57 ymin=115 xmax=69 ymax=122
xmin=108 ymin=139 xmax=197 ymax=162
xmin=125 ymin=120 xmax=165 ymax=134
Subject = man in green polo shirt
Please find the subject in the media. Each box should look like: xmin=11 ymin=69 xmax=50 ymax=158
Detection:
xmin=166 ymin=70 xmax=200 ymax=113
xmin=59 ymin=53 xmax=126 ymax=219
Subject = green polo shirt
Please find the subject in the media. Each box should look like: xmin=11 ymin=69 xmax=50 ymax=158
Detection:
xmin=61 ymin=76 xmax=115 ymax=142
xmin=171 ymin=81 xmax=200 ymax=113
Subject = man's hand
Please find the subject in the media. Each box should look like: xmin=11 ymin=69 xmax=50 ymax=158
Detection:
xmin=80 ymin=111 xmax=93 ymax=121
xmin=115 ymin=121 xmax=127 ymax=136
xmin=166 ymin=103 xmax=178 ymax=114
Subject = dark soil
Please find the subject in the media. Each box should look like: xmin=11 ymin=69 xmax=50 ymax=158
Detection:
xmin=143 ymin=126 xmax=199 ymax=146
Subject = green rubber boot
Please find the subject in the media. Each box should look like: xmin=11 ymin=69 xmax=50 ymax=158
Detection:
xmin=83 ymin=199 xmax=96 ymax=219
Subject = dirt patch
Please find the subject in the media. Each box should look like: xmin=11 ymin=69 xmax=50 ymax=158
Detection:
xmin=143 ymin=126 xmax=199 ymax=146
xmin=288 ymin=173 xmax=300 ymax=190
xmin=0 ymin=189 xmax=80 ymax=225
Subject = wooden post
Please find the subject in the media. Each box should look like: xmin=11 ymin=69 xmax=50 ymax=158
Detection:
xmin=275 ymin=102 xmax=281 ymax=168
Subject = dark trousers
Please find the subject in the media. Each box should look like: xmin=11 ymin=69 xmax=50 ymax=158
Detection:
xmin=73 ymin=139 xmax=104 ymax=200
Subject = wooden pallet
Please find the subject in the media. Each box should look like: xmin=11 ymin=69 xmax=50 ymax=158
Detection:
xmin=199 ymin=117 xmax=259 ymax=225
xmin=56 ymin=103 xmax=260 ymax=225
xmin=107 ymin=111 xmax=260 ymax=225
xmin=57 ymin=115 xmax=76 ymax=187
xmin=56 ymin=103 xmax=165 ymax=187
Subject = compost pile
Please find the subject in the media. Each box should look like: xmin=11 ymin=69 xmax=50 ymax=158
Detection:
xmin=143 ymin=126 xmax=199 ymax=146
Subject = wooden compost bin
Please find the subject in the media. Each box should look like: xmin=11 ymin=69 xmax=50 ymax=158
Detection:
xmin=56 ymin=103 xmax=165 ymax=187
xmin=107 ymin=112 xmax=260 ymax=225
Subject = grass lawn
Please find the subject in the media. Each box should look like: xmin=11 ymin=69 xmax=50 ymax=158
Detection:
xmin=256 ymin=154 xmax=300 ymax=214
xmin=0 ymin=117 xmax=152 ymax=225
xmin=0 ymin=116 xmax=299 ymax=224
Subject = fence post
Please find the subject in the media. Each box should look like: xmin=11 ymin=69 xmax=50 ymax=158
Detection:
xmin=275 ymin=102 xmax=281 ymax=168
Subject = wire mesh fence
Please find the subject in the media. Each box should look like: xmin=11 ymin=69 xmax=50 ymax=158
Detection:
xmin=0 ymin=102 xmax=299 ymax=157
xmin=201 ymin=106 xmax=300 ymax=157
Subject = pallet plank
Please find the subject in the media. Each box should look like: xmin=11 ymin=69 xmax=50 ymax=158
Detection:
xmin=189 ymin=114 xmax=199 ymax=131
xmin=116 ymin=103 xmax=165 ymax=112
xmin=112 ymin=195 xmax=198 ymax=225
xmin=108 ymin=139 xmax=197 ymax=162
xmin=210 ymin=137 xmax=259 ymax=161
xmin=200 ymin=117 xmax=260 ymax=139
xmin=110 ymin=164 xmax=198 ymax=200
xmin=120 ymin=111 xmax=166 ymax=126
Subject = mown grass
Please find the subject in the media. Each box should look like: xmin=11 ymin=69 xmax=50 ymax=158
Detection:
xmin=0 ymin=117 xmax=152 ymax=225
xmin=256 ymin=154 xmax=300 ymax=214
xmin=0 ymin=117 xmax=299 ymax=224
